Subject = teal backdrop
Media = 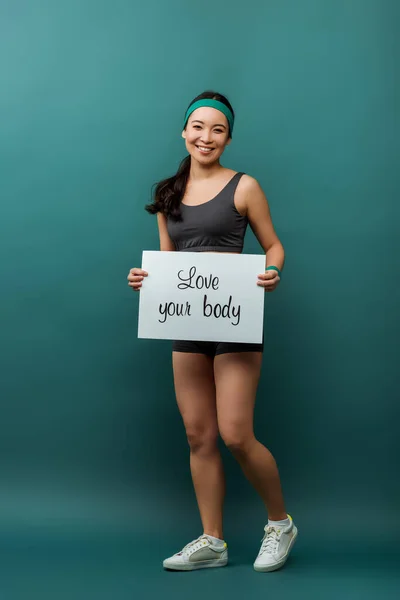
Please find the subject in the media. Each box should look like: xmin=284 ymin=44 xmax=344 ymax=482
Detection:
xmin=1 ymin=0 xmax=398 ymax=598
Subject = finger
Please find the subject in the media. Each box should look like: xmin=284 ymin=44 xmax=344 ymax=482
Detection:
xmin=260 ymin=271 xmax=278 ymax=280
xmin=127 ymin=274 xmax=145 ymax=282
xmin=130 ymin=268 xmax=148 ymax=276
xmin=268 ymin=280 xmax=280 ymax=290
xmin=257 ymin=274 xmax=274 ymax=282
xmin=257 ymin=276 xmax=280 ymax=286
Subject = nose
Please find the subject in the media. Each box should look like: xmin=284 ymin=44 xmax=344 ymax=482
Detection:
xmin=200 ymin=130 xmax=213 ymax=144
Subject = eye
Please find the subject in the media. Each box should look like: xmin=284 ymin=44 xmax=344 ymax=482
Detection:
xmin=192 ymin=125 xmax=224 ymax=133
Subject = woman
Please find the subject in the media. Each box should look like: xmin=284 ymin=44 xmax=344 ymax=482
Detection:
xmin=127 ymin=91 xmax=298 ymax=572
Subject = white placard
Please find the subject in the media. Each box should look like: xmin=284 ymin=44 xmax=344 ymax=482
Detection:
xmin=137 ymin=251 xmax=265 ymax=343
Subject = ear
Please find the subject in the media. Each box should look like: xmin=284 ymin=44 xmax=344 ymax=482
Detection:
xmin=225 ymin=137 xmax=232 ymax=146
xmin=182 ymin=129 xmax=186 ymax=139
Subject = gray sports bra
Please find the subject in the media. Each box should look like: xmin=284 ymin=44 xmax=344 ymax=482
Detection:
xmin=166 ymin=172 xmax=248 ymax=253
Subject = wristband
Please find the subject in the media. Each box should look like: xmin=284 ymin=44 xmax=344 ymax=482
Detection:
xmin=265 ymin=265 xmax=282 ymax=278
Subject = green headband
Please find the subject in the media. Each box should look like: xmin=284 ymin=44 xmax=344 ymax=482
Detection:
xmin=183 ymin=99 xmax=234 ymax=135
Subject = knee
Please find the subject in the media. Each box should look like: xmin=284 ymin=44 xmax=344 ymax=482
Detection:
xmin=220 ymin=429 xmax=255 ymax=455
xmin=186 ymin=427 xmax=219 ymax=454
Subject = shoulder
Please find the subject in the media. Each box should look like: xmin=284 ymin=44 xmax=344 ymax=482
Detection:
xmin=235 ymin=174 xmax=266 ymax=214
xmin=237 ymin=173 xmax=263 ymax=194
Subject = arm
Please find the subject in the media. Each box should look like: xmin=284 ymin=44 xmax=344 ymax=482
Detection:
xmin=157 ymin=212 xmax=176 ymax=251
xmin=127 ymin=212 xmax=175 ymax=291
xmin=240 ymin=175 xmax=284 ymax=292
xmin=241 ymin=176 xmax=284 ymax=270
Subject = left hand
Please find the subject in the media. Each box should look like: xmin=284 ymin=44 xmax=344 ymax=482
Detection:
xmin=257 ymin=270 xmax=281 ymax=292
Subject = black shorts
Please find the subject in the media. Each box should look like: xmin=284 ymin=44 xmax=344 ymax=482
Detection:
xmin=172 ymin=338 xmax=264 ymax=357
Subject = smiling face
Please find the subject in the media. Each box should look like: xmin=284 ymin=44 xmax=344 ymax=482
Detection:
xmin=182 ymin=106 xmax=231 ymax=163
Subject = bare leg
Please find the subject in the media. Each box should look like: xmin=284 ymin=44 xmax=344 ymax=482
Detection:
xmin=172 ymin=351 xmax=225 ymax=539
xmin=214 ymin=352 xmax=287 ymax=521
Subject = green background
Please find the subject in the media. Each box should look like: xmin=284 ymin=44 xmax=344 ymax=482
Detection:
xmin=1 ymin=0 xmax=398 ymax=597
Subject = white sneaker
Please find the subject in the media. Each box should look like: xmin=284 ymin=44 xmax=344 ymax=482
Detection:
xmin=253 ymin=514 xmax=298 ymax=572
xmin=163 ymin=534 xmax=228 ymax=571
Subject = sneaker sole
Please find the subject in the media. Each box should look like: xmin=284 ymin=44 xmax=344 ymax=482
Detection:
xmin=253 ymin=527 xmax=298 ymax=572
xmin=163 ymin=557 xmax=228 ymax=571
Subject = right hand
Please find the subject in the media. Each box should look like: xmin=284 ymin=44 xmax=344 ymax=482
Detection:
xmin=127 ymin=268 xmax=148 ymax=291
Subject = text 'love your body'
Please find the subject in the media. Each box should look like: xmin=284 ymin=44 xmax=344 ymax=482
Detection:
xmin=158 ymin=266 xmax=241 ymax=326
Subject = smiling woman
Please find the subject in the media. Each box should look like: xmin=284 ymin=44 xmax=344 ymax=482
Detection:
xmin=145 ymin=91 xmax=235 ymax=221
xmin=128 ymin=90 xmax=296 ymax=574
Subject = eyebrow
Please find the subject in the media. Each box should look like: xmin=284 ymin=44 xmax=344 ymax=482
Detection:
xmin=191 ymin=120 xmax=227 ymax=129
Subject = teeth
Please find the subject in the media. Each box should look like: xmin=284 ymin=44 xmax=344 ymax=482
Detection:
xmin=198 ymin=147 xmax=213 ymax=152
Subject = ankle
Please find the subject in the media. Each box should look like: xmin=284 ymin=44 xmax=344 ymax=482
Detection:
xmin=204 ymin=530 xmax=224 ymax=540
xmin=267 ymin=512 xmax=288 ymax=521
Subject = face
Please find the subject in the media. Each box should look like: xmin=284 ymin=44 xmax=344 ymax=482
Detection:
xmin=182 ymin=106 xmax=231 ymax=163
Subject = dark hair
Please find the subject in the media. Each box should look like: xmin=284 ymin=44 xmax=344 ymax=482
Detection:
xmin=145 ymin=90 xmax=234 ymax=221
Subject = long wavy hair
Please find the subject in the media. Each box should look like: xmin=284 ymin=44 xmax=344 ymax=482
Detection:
xmin=145 ymin=90 xmax=234 ymax=221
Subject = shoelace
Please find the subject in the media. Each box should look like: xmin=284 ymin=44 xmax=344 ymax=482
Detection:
xmin=178 ymin=535 xmax=210 ymax=556
xmin=259 ymin=526 xmax=282 ymax=555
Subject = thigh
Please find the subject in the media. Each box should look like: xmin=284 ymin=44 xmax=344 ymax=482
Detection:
xmin=172 ymin=351 xmax=218 ymax=438
xmin=215 ymin=338 xmax=264 ymax=355
xmin=214 ymin=352 xmax=263 ymax=442
xmin=172 ymin=339 xmax=216 ymax=356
